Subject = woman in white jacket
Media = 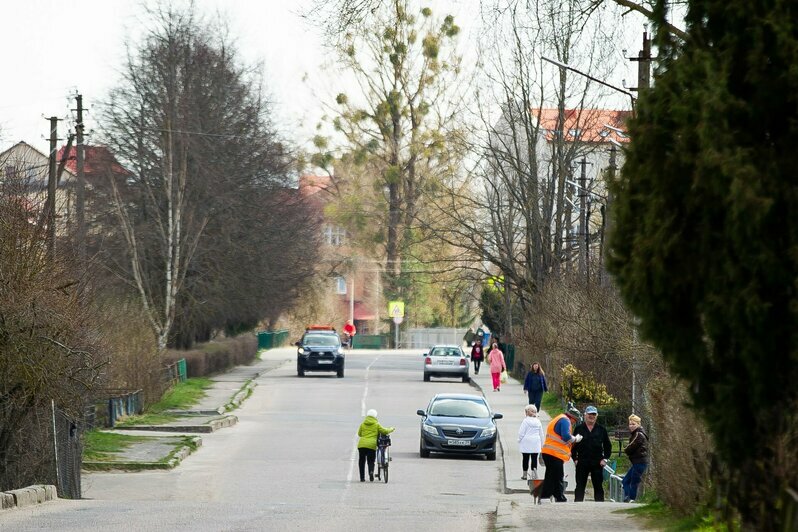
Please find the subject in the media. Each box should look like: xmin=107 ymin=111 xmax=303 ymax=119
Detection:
xmin=518 ymin=404 xmax=545 ymax=480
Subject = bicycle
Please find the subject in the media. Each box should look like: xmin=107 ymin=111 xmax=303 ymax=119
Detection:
xmin=375 ymin=434 xmax=391 ymax=483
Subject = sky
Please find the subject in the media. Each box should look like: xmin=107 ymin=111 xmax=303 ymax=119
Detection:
xmin=0 ymin=0 xmax=646 ymax=157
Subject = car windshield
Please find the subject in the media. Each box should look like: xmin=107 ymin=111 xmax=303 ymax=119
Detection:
xmin=303 ymin=334 xmax=339 ymax=347
xmin=429 ymin=398 xmax=489 ymax=418
xmin=430 ymin=347 xmax=462 ymax=357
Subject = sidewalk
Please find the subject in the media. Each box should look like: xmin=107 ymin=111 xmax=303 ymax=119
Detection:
xmin=469 ymin=364 xmax=645 ymax=530
xmin=84 ymin=351 xmax=292 ymax=471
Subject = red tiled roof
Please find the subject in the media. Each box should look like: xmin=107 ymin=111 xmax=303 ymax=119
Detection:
xmin=532 ymin=108 xmax=631 ymax=144
xmin=55 ymin=145 xmax=132 ymax=177
xmin=298 ymin=174 xmax=332 ymax=197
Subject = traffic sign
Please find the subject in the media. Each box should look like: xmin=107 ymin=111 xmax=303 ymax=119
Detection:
xmin=392 ymin=316 xmax=403 ymax=324
xmin=388 ymin=301 xmax=405 ymax=318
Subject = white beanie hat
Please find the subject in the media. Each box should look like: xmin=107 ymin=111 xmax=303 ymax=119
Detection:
xmin=366 ymin=409 xmax=378 ymax=417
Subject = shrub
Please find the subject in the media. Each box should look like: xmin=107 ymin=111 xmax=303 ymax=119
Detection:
xmin=561 ymin=363 xmax=617 ymax=406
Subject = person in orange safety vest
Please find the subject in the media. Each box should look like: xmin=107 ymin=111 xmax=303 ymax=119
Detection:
xmin=536 ymin=411 xmax=582 ymax=502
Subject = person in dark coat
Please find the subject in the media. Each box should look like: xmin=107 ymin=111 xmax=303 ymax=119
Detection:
xmin=523 ymin=362 xmax=548 ymax=411
xmin=571 ymin=405 xmax=613 ymax=502
xmin=470 ymin=340 xmax=484 ymax=374
xmin=622 ymin=414 xmax=649 ymax=502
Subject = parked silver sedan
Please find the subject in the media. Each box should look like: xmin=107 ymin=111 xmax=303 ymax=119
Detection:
xmin=423 ymin=345 xmax=470 ymax=383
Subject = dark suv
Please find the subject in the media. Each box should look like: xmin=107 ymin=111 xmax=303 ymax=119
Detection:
xmin=296 ymin=328 xmax=345 ymax=378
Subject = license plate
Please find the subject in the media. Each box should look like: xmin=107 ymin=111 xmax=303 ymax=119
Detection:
xmin=447 ymin=439 xmax=471 ymax=446
xmin=317 ymin=360 xmax=333 ymax=364
xmin=436 ymin=360 xmax=454 ymax=365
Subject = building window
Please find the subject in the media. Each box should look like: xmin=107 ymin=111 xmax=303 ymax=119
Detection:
xmin=335 ymin=276 xmax=347 ymax=294
xmin=324 ymin=225 xmax=346 ymax=246
xmin=569 ymin=128 xmax=582 ymax=138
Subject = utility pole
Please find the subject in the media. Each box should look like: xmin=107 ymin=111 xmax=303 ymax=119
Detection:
xmin=75 ymin=94 xmax=86 ymax=262
xmin=629 ymin=31 xmax=653 ymax=94
xmin=578 ymin=157 xmax=588 ymax=277
xmin=45 ymin=116 xmax=60 ymax=256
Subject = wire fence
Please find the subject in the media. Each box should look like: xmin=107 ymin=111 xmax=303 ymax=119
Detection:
xmin=52 ymin=402 xmax=81 ymax=499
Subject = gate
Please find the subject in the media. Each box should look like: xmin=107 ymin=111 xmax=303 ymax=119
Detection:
xmin=52 ymin=402 xmax=82 ymax=499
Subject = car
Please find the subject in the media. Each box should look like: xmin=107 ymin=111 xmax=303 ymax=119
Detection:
xmin=295 ymin=326 xmax=345 ymax=378
xmin=417 ymin=393 xmax=503 ymax=460
xmin=423 ymin=345 xmax=470 ymax=382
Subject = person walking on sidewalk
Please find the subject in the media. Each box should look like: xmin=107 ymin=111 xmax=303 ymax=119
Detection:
xmin=538 ymin=411 xmax=582 ymax=502
xmin=572 ymin=405 xmax=613 ymax=502
xmin=622 ymin=414 xmax=649 ymax=502
xmin=518 ymin=404 xmax=545 ymax=480
xmin=523 ymin=362 xmax=548 ymax=411
xmin=357 ymin=409 xmax=394 ymax=482
xmin=470 ymin=340 xmax=484 ymax=375
xmin=487 ymin=342 xmax=506 ymax=392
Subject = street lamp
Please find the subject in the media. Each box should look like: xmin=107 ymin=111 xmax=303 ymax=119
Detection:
xmin=541 ymin=56 xmax=637 ymax=110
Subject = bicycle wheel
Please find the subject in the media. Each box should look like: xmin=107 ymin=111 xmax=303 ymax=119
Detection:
xmin=382 ymin=449 xmax=389 ymax=483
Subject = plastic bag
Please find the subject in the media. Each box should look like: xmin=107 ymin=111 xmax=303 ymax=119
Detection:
xmin=500 ymin=370 xmax=508 ymax=383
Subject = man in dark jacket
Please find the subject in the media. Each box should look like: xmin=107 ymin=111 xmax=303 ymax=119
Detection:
xmin=571 ymin=405 xmax=613 ymax=502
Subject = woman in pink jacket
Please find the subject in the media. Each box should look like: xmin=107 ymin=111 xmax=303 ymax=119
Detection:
xmin=487 ymin=342 xmax=506 ymax=391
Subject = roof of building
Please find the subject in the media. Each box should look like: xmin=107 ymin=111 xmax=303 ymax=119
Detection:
xmin=532 ymin=108 xmax=632 ymax=144
xmin=55 ymin=145 xmax=132 ymax=177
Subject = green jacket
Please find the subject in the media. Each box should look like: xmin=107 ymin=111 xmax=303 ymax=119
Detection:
xmin=357 ymin=416 xmax=394 ymax=450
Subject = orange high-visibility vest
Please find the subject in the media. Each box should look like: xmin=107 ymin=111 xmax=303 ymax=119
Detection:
xmin=541 ymin=413 xmax=572 ymax=462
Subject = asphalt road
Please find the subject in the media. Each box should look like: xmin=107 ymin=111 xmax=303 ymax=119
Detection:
xmin=1 ymin=349 xmax=502 ymax=531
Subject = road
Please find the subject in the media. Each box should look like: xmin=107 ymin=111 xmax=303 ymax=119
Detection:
xmin=1 ymin=349 xmax=503 ymax=531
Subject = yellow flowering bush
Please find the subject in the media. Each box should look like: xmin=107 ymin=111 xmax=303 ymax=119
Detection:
xmin=561 ymin=364 xmax=616 ymax=405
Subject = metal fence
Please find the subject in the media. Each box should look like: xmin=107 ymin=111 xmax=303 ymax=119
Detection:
xmin=163 ymin=358 xmax=187 ymax=385
xmin=52 ymin=402 xmax=81 ymax=499
xmin=401 ymin=328 xmax=469 ymax=349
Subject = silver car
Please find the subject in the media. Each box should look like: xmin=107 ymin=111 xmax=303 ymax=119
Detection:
xmin=423 ymin=345 xmax=470 ymax=383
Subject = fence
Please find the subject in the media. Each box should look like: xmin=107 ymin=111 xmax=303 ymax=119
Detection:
xmin=351 ymin=335 xmax=388 ymax=349
xmin=52 ymin=403 xmax=81 ymax=499
xmin=163 ymin=358 xmax=188 ymax=385
xmin=257 ymin=329 xmax=289 ymax=349
xmin=401 ymin=328 xmax=469 ymax=349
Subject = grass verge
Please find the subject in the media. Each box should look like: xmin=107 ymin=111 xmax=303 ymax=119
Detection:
xmin=83 ymin=430 xmax=153 ymax=462
xmin=619 ymin=500 xmax=735 ymax=531
xmin=115 ymin=377 xmax=214 ymax=427
xmin=541 ymin=391 xmax=563 ymax=416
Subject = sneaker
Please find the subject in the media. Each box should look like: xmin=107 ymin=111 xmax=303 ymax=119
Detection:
xmin=369 ymin=473 xmax=374 ymax=482
xmin=530 ymin=469 xmax=538 ymax=480
xmin=522 ymin=473 xmax=528 ymax=480
xmin=360 ymin=479 xmax=365 ymax=482
xmin=629 ymin=500 xmax=635 ymax=503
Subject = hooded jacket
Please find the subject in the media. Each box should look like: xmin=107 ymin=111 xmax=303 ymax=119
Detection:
xmin=357 ymin=415 xmax=394 ymax=450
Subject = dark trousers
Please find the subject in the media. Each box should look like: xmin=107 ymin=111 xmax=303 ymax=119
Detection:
xmin=575 ymin=462 xmax=605 ymax=501
xmin=540 ymin=453 xmax=566 ymax=501
xmin=358 ymin=447 xmax=375 ymax=481
xmin=622 ymin=462 xmax=648 ymax=500
xmin=527 ymin=390 xmax=543 ymax=411
xmin=473 ymin=359 xmax=482 ymax=373
xmin=522 ymin=452 xmax=539 ymax=472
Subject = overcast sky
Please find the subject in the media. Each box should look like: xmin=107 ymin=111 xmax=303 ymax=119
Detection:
xmin=1 ymin=0 xmax=643 ymax=156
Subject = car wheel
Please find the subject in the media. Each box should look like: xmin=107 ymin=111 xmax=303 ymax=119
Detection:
xmin=423 ymin=373 xmax=430 ymax=382
xmin=337 ymin=367 xmax=344 ymax=378
xmin=486 ymin=451 xmax=496 ymax=461
xmin=462 ymin=375 xmax=470 ymax=383
xmin=420 ymin=439 xmax=430 ymax=458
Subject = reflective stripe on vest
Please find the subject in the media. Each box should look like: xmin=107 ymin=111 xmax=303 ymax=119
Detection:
xmin=541 ymin=413 xmax=571 ymax=461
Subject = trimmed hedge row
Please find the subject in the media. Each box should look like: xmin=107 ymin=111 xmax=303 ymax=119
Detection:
xmin=163 ymin=335 xmax=257 ymax=378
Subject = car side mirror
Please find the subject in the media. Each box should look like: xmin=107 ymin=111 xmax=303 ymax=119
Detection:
xmin=493 ymin=413 xmax=503 ymax=420
xmin=421 ymin=353 xmax=427 ymax=357
xmin=416 ymin=409 xmax=426 ymax=416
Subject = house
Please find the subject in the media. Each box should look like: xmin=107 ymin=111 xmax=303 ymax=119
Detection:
xmin=298 ymin=173 xmax=381 ymax=335
xmin=0 ymin=141 xmax=76 ymax=230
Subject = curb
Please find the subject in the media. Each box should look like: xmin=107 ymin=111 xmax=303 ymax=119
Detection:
xmin=83 ymin=436 xmax=203 ymax=471
xmin=0 ymin=485 xmax=57 ymax=511
xmin=494 ymin=499 xmax=516 ymax=530
xmin=112 ymin=414 xmax=238 ymax=433
xmin=225 ymin=378 xmax=258 ymax=411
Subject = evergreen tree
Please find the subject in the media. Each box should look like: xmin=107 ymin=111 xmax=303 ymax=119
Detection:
xmin=608 ymin=0 xmax=798 ymax=528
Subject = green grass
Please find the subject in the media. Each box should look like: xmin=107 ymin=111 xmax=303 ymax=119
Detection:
xmin=114 ymin=377 xmax=213 ymax=426
xmin=620 ymin=500 xmax=736 ymax=531
xmin=83 ymin=430 xmax=152 ymax=462
xmin=541 ymin=391 xmax=563 ymax=416
xmin=159 ymin=436 xmax=200 ymax=464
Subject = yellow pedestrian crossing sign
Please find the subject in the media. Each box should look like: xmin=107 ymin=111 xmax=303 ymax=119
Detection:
xmin=388 ymin=301 xmax=405 ymax=318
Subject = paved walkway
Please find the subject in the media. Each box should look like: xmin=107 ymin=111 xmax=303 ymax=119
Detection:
xmin=469 ymin=363 xmax=645 ymax=530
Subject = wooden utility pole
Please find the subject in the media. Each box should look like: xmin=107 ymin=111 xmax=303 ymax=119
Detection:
xmin=75 ymin=94 xmax=86 ymax=262
xmin=45 ymin=116 xmax=60 ymax=256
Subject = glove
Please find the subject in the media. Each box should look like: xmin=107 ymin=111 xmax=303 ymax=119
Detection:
xmin=572 ymin=434 xmax=583 ymax=443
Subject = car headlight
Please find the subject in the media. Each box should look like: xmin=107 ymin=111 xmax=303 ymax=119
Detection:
xmin=480 ymin=427 xmax=496 ymax=438
xmin=298 ymin=347 xmax=306 ymax=355
xmin=422 ymin=423 xmax=439 ymax=436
